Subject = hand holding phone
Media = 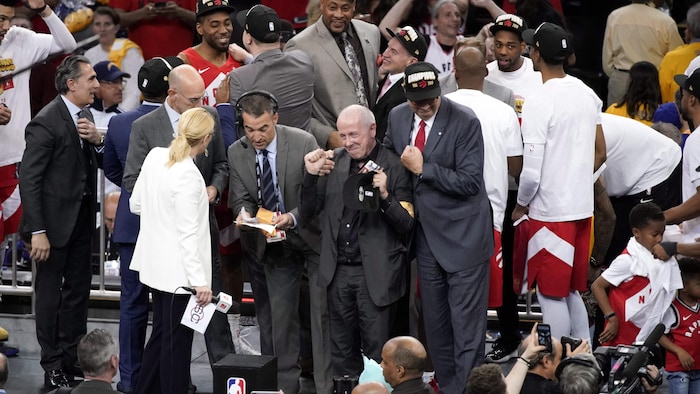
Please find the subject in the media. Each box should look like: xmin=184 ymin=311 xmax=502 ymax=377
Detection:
xmin=537 ymin=323 xmax=553 ymax=353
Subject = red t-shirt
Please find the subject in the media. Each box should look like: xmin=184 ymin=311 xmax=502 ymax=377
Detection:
xmin=664 ymin=297 xmax=700 ymax=372
xmin=109 ymin=0 xmax=197 ymax=60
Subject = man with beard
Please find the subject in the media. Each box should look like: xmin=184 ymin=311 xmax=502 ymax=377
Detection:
xmin=483 ymin=13 xmax=542 ymax=364
xmin=666 ymin=70 xmax=700 ymax=241
xmin=485 ymin=14 xmax=542 ymax=119
xmin=179 ymin=0 xmax=239 ymax=108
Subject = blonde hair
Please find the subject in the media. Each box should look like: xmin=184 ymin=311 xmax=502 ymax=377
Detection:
xmin=167 ymin=107 xmax=215 ymax=167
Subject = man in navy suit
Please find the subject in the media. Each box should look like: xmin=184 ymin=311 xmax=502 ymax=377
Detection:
xmin=383 ymin=62 xmax=493 ymax=394
xmin=103 ymin=55 xmax=184 ymax=394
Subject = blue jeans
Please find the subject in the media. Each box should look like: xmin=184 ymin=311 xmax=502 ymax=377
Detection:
xmin=666 ymin=369 xmax=700 ymax=394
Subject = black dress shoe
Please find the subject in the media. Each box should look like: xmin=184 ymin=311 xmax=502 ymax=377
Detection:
xmin=44 ymin=369 xmax=70 ymax=388
xmin=64 ymin=365 xmax=84 ymax=381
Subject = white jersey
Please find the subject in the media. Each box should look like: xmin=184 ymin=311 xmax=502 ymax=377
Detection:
xmin=486 ymin=57 xmax=543 ymax=118
xmin=0 ymin=24 xmax=58 ymax=166
xmin=425 ymin=35 xmax=460 ymax=77
xmin=84 ymin=40 xmax=145 ymax=112
xmin=519 ymin=75 xmax=602 ymax=222
xmin=682 ymin=127 xmax=700 ymax=238
xmin=445 ymin=89 xmax=522 ymax=231
xmin=600 ymin=113 xmax=681 ymax=197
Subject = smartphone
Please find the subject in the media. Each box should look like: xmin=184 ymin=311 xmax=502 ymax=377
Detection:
xmin=537 ymin=323 xmax=552 ymax=353
xmin=153 ymin=1 xmax=167 ymax=8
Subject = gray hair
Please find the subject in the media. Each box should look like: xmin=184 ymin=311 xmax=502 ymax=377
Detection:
xmin=55 ymin=55 xmax=91 ymax=95
xmin=651 ymin=121 xmax=682 ymax=145
xmin=77 ymin=329 xmax=118 ymax=377
xmin=557 ymin=353 xmax=601 ymax=394
xmin=432 ymin=0 xmax=459 ymax=19
xmin=688 ymin=3 xmax=700 ymax=38
xmin=237 ymin=91 xmax=278 ymax=118
xmin=338 ymin=104 xmax=376 ymax=130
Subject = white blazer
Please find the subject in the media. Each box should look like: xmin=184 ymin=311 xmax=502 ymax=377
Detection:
xmin=129 ymin=147 xmax=212 ymax=294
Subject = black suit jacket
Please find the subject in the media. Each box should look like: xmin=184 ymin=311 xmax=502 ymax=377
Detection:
xmin=373 ymin=76 xmax=406 ymax=142
xmin=299 ymin=144 xmax=414 ymax=307
xmin=19 ymin=96 xmax=102 ymax=248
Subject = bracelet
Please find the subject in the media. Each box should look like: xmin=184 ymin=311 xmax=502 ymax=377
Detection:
xmin=604 ymin=312 xmax=616 ymax=320
xmin=25 ymin=1 xmax=47 ymax=13
xmin=517 ymin=356 xmax=531 ymax=367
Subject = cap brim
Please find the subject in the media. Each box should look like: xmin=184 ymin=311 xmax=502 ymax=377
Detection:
xmin=404 ymin=86 xmax=440 ymax=102
xmin=342 ymin=173 xmax=380 ymax=212
xmin=521 ymin=29 xmax=536 ymax=45
xmin=386 ymin=27 xmax=397 ymax=38
xmin=199 ymin=5 xmax=236 ymax=17
xmin=674 ymin=74 xmax=689 ymax=88
xmin=235 ymin=8 xmax=248 ymax=27
xmin=489 ymin=24 xmax=521 ymax=37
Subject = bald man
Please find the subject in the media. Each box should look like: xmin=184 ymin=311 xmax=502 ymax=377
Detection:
xmin=445 ymin=47 xmax=522 ymax=318
xmin=123 ymin=63 xmax=235 ymax=367
xmin=352 ymin=381 xmax=391 ymax=394
xmin=380 ymin=336 xmax=431 ymax=394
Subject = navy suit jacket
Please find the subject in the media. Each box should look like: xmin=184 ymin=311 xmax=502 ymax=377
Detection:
xmin=383 ymin=97 xmax=494 ymax=272
xmin=104 ymin=103 xmax=160 ymax=244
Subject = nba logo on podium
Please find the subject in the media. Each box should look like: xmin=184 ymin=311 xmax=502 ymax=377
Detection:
xmin=227 ymin=377 xmax=246 ymax=394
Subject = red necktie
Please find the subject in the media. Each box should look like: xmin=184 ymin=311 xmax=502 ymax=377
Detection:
xmin=414 ymin=120 xmax=426 ymax=152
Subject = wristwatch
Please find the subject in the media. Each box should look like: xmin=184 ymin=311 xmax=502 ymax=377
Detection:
xmin=589 ymin=256 xmax=603 ymax=268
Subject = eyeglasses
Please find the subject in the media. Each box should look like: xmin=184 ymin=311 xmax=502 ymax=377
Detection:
xmin=409 ymin=97 xmax=438 ymax=107
xmin=176 ymin=89 xmax=205 ymax=105
xmin=100 ymin=79 xmax=126 ymax=87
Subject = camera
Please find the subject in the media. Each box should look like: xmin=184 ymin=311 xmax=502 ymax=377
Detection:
xmin=561 ymin=335 xmax=583 ymax=357
xmin=333 ymin=375 xmax=359 ymax=394
xmin=593 ymin=344 xmax=662 ymax=393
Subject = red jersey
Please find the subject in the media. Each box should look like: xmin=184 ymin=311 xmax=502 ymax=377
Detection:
xmin=664 ymin=296 xmax=700 ymax=372
xmin=180 ymin=47 xmax=240 ymax=107
xmin=110 ymin=0 xmax=197 ymax=60
xmin=604 ymin=274 xmax=651 ymax=346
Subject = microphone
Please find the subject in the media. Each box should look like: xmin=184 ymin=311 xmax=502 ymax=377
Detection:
xmin=615 ymin=323 xmax=665 ymax=392
xmin=181 ymin=287 xmax=233 ymax=313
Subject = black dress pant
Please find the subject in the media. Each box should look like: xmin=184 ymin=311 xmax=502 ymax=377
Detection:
xmin=35 ymin=197 xmax=92 ymax=372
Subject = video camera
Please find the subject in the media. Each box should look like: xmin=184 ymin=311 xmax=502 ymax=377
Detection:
xmin=592 ymin=324 xmax=665 ymax=394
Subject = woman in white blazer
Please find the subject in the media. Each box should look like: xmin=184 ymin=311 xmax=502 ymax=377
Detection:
xmin=129 ymin=107 xmax=214 ymax=394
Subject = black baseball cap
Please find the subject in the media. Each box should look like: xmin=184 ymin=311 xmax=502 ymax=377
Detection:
xmin=137 ymin=56 xmax=184 ymax=97
xmin=387 ymin=26 xmax=427 ymax=61
xmin=343 ymin=172 xmax=380 ymax=213
xmin=675 ymin=69 xmax=700 ymax=99
xmin=489 ymin=14 xmax=527 ymax=37
xmin=522 ymin=22 xmax=572 ymax=63
xmin=196 ymin=0 xmax=235 ymax=18
xmin=236 ymin=4 xmax=281 ymax=44
xmin=403 ymin=62 xmax=441 ymax=101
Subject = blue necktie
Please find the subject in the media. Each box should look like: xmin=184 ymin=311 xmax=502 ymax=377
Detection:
xmin=261 ymin=149 xmax=278 ymax=211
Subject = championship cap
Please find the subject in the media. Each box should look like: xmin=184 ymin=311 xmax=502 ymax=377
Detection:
xmin=675 ymin=69 xmax=700 ymax=99
xmin=137 ymin=56 xmax=184 ymax=97
xmin=403 ymin=62 xmax=441 ymax=101
xmin=236 ymin=4 xmax=281 ymax=43
xmin=343 ymin=172 xmax=380 ymax=213
xmin=522 ymin=22 xmax=572 ymax=63
xmin=196 ymin=0 xmax=235 ymax=18
xmin=93 ymin=61 xmax=130 ymax=81
xmin=386 ymin=26 xmax=427 ymax=61
xmin=489 ymin=14 xmax=527 ymax=37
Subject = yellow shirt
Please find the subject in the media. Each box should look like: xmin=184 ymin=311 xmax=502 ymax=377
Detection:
xmin=605 ymin=103 xmax=654 ymax=126
xmin=658 ymin=42 xmax=700 ymax=103
xmin=603 ymin=2 xmax=683 ymax=76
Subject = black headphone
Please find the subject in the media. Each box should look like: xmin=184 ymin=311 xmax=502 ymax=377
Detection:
xmin=234 ymin=89 xmax=279 ymax=143
xmin=555 ymin=355 xmax=605 ymax=386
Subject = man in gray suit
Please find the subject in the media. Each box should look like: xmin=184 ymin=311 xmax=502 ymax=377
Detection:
xmin=384 ymin=62 xmax=494 ymax=394
xmin=230 ymin=7 xmax=332 ymax=392
xmin=300 ymin=105 xmax=414 ymax=378
xmin=228 ymin=91 xmax=321 ymax=394
xmin=230 ymin=5 xmax=314 ymax=132
xmin=122 ymin=64 xmax=235 ymax=367
xmin=285 ymin=0 xmax=380 ymax=149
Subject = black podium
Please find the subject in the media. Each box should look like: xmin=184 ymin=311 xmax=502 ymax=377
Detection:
xmin=212 ymin=354 xmax=277 ymax=394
